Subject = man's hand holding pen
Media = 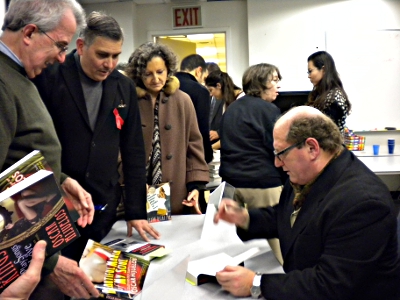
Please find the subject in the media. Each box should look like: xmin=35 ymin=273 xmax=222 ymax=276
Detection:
xmin=213 ymin=198 xmax=250 ymax=229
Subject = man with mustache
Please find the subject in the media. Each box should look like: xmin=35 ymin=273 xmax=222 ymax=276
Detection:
xmin=33 ymin=11 xmax=160 ymax=270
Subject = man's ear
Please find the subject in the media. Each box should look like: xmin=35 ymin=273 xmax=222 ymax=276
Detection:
xmin=195 ymin=66 xmax=203 ymax=78
xmin=22 ymin=24 xmax=37 ymax=45
xmin=306 ymin=138 xmax=320 ymax=160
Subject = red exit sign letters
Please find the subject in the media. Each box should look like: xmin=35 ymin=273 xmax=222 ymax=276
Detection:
xmin=173 ymin=6 xmax=202 ymax=29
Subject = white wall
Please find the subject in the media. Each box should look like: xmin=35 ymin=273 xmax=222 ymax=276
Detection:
xmin=247 ymin=0 xmax=400 ymax=91
xmin=80 ymin=1 xmax=136 ymax=65
xmin=81 ymin=1 xmax=248 ymax=86
xmin=0 ymin=0 xmax=5 ymax=35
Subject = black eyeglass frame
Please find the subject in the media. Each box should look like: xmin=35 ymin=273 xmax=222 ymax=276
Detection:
xmin=274 ymin=139 xmax=307 ymax=161
xmin=38 ymin=28 xmax=68 ymax=55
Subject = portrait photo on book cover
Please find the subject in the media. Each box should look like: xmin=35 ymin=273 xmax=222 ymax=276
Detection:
xmin=0 ymin=175 xmax=62 ymax=246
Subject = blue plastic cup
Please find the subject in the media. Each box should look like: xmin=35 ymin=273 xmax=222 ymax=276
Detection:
xmin=373 ymin=145 xmax=380 ymax=155
xmin=388 ymin=139 xmax=395 ymax=154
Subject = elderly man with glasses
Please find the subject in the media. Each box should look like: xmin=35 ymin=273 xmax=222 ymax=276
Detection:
xmin=214 ymin=106 xmax=400 ymax=300
xmin=0 ymin=0 xmax=98 ymax=299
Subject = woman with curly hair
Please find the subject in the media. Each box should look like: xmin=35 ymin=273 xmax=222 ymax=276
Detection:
xmin=307 ymin=51 xmax=351 ymax=134
xmin=125 ymin=42 xmax=209 ymax=215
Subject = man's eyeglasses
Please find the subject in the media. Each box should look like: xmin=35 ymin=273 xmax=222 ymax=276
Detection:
xmin=38 ymin=28 xmax=68 ymax=55
xmin=274 ymin=139 xmax=306 ymax=161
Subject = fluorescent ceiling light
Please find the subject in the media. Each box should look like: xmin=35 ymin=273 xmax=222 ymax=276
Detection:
xmin=187 ymin=34 xmax=214 ymax=41
xmin=196 ymin=47 xmax=218 ymax=56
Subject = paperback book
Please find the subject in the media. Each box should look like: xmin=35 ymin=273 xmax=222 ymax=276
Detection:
xmin=0 ymin=169 xmax=79 ymax=292
xmin=146 ymin=183 xmax=171 ymax=223
xmin=104 ymin=238 xmax=170 ymax=261
xmin=0 ymin=150 xmax=79 ymax=221
xmin=80 ymin=239 xmax=150 ymax=300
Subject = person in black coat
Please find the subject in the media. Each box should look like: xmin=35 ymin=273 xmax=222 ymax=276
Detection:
xmin=175 ymin=54 xmax=213 ymax=163
xmin=214 ymin=106 xmax=400 ymax=300
xmin=33 ymin=12 xmax=160 ymax=264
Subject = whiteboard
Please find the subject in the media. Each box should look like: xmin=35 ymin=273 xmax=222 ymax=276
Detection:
xmin=326 ymin=30 xmax=400 ymax=131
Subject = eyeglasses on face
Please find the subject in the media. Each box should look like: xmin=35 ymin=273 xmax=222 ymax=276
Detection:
xmin=38 ymin=28 xmax=68 ymax=55
xmin=274 ymin=139 xmax=307 ymax=161
xmin=307 ymin=69 xmax=317 ymax=75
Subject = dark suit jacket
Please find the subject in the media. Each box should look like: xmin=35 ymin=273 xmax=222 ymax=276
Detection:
xmin=238 ymin=149 xmax=400 ymax=300
xmin=209 ymin=98 xmax=223 ymax=143
xmin=175 ymin=72 xmax=213 ymax=163
xmin=33 ymin=51 xmax=147 ymax=223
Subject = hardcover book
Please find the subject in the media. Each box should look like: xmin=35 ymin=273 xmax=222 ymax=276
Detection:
xmin=0 ymin=169 xmax=80 ymax=292
xmin=0 ymin=150 xmax=79 ymax=221
xmin=146 ymin=183 xmax=171 ymax=223
xmin=80 ymin=239 xmax=150 ymax=300
xmin=104 ymin=238 xmax=170 ymax=261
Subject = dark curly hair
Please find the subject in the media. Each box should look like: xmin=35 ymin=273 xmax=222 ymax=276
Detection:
xmin=125 ymin=42 xmax=178 ymax=90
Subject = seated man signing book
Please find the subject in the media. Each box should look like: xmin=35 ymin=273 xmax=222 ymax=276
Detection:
xmin=214 ymin=106 xmax=400 ymax=300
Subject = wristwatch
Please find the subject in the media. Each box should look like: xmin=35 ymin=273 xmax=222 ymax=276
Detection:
xmin=250 ymin=272 xmax=262 ymax=299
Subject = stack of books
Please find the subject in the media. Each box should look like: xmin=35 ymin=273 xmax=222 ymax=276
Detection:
xmin=209 ymin=150 xmax=221 ymax=183
xmin=344 ymin=127 xmax=365 ymax=151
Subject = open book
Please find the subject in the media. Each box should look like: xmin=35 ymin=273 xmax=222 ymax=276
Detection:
xmin=186 ymin=247 xmax=261 ymax=286
xmin=0 ymin=169 xmax=79 ymax=293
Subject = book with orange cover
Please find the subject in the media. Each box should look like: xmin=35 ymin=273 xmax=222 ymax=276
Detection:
xmin=80 ymin=239 xmax=150 ymax=299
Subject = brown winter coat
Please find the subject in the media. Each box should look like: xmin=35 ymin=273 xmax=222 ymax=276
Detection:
xmin=136 ymin=76 xmax=209 ymax=214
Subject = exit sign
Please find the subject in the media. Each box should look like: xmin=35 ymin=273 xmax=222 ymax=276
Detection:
xmin=173 ymin=6 xmax=202 ymax=29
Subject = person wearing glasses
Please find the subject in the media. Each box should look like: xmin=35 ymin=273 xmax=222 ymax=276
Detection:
xmin=0 ymin=1 xmax=99 ymax=299
xmin=219 ymin=63 xmax=286 ymax=264
xmin=214 ymin=106 xmax=400 ymax=300
xmin=33 ymin=12 xmax=160 ymax=273
xmin=306 ymin=51 xmax=351 ymax=134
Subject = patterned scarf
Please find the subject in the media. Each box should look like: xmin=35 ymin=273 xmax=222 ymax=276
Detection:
xmin=146 ymin=96 xmax=162 ymax=185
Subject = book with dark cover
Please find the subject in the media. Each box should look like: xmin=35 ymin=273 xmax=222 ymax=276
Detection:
xmin=80 ymin=240 xmax=150 ymax=300
xmin=146 ymin=183 xmax=171 ymax=223
xmin=0 ymin=169 xmax=80 ymax=292
xmin=0 ymin=150 xmax=79 ymax=221
xmin=104 ymin=238 xmax=170 ymax=261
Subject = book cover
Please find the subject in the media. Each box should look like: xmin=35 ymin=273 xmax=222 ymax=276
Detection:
xmin=0 ymin=150 xmax=79 ymax=221
xmin=146 ymin=183 xmax=171 ymax=223
xmin=0 ymin=169 xmax=80 ymax=292
xmin=80 ymin=239 xmax=150 ymax=300
xmin=104 ymin=238 xmax=170 ymax=261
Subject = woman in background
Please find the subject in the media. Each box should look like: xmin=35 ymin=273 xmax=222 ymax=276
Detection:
xmin=307 ymin=51 xmax=351 ymax=134
xmin=205 ymin=71 xmax=244 ymax=149
xmin=125 ymin=42 xmax=209 ymax=215
xmin=219 ymin=63 xmax=285 ymax=264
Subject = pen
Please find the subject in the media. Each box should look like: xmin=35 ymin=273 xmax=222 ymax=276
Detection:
xmin=94 ymin=204 xmax=108 ymax=211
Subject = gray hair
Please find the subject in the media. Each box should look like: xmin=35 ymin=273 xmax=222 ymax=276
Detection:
xmin=79 ymin=11 xmax=124 ymax=47
xmin=2 ymin=0 xmax=85 ymax=32
xmin=242 ymin=63 xmax=282 ymax=98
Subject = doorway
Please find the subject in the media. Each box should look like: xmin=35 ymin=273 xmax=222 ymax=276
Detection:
xmin=155 ymin=33 xmax=226 ymax=72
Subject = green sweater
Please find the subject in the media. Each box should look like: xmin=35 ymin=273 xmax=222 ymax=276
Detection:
xmin=0 ymin=51 xmax=63 ymax=273
xmin=0 ymin=52 xmax=62 ymax=180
